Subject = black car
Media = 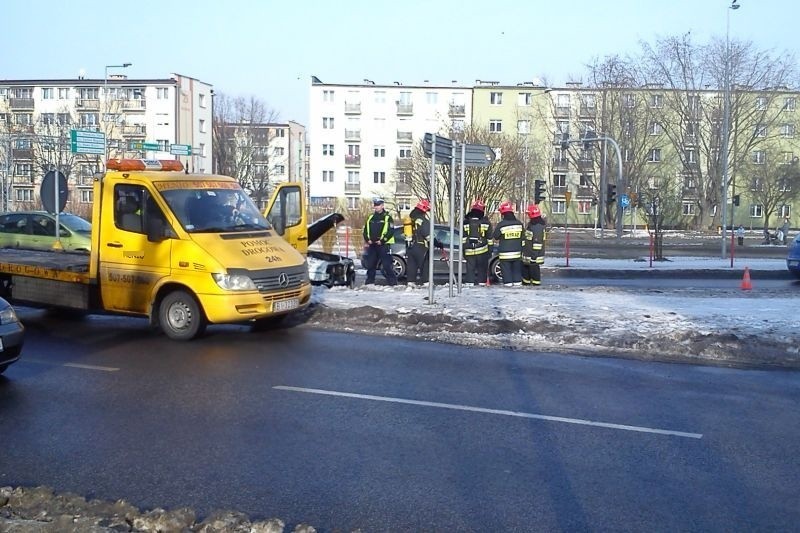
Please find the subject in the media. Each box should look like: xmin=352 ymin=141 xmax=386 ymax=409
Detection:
xmin=361 ymin=224 xmax=504 ymax=282
xmin=0 ymin=297 xmax=24 ymax=375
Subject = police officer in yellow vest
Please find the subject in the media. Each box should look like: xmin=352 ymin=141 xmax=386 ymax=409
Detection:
xmin=363 ymin=197 xmax=397 ymax=286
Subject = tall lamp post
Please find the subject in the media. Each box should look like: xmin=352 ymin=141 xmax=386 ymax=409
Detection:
xmin=720 ymin=0 xmax=739 ymax=258
xmin=104 ymin=63 xmax=132 ymax=161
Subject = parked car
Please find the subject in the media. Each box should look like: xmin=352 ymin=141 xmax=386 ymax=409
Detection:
xmin=0 ymin=297 xmax=24 ymax=375
xmin=787 ymin=233 xmax=800 ymax=279
xmin=360 ymin=224 xmax=506 ymax=281
xmin=0 ymin=211 xmax=92 ymax=253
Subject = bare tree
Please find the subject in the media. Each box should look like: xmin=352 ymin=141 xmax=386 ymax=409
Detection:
xmin=212 ymin=93 xmax=281 ymax=208
xmin=745 ymin=150 xmax=800 ymax=229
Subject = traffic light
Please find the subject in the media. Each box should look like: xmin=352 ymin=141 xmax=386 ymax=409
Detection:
xmin=534 ymin=179 xmax=547 ymax=204
xmin=607 ymin=184 xmax=617 ymax=204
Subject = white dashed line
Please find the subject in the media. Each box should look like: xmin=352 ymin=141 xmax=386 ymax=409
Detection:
xmin=274 ymin=385 xmax=703 ymax=439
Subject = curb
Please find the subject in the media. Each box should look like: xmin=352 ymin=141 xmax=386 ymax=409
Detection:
xmin=542 ymin=267 xmax=793 ymax=280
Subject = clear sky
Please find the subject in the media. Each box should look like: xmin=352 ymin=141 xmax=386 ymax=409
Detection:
xmin=0 ymin=0 xmax=795 ymax=126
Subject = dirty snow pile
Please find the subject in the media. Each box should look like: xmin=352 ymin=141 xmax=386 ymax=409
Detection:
xmin=304 ymin=257 xmax=799 ymax=369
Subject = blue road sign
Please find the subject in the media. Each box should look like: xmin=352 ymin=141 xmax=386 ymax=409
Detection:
xmin=619 ymin=193 xmax=631 ymax=208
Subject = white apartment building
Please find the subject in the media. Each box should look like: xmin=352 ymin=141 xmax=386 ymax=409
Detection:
xmin=308 ymin=77 xmax=472 ymax=210
xmin=0 ymin=73 xmax=212 ymax=210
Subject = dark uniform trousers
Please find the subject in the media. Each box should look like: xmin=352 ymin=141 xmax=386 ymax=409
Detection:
xmin=406 ymin=243 xmax=429 ymax=285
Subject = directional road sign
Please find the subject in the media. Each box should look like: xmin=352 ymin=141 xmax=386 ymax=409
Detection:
xmin=70 ymin=129 xmax=106 ymax=155
xmin=170 ymin=143 xmax=192 ymax=156
xmin=422 ymin=133 xmax=454 ymax=161
xmin=460 ymin=143 xmax=496 ymax=167
xmin=129 ymin=141 xmax=161 ymax=151
xmin=619 ymin=193 xmax=631 ymax=208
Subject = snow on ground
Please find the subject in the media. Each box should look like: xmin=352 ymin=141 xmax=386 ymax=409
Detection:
xmin=301 ymin=256 xmax=799 ymax=370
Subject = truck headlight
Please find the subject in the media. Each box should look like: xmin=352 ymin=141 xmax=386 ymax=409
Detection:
xmin=212 ymin=273 xmax=257 ymax=291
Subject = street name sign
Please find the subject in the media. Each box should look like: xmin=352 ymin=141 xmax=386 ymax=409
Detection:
xmin=170 ymin=143 xmax=192 ymax=156
xmin=70 ymin=129 xmax=105 ymax=155
xmin=129 ymin=141 xmax=161 ymax=151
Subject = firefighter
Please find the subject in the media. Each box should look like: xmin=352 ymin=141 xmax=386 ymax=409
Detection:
xmin=362 ymin=197 xmax=397 ymax=286
xmin=492 ymin=201 xmax=524 ymax=286
xmin=462 ymin=199 xmax=492 ymax=286
xmin=406 ymin=198 xmax=433 ymax=286
xmin=522 ymin=204 xmax=547 ymax=286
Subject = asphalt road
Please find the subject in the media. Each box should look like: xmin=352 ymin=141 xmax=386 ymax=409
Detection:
xmin=1 ymin=312 xmax=799 ymax=531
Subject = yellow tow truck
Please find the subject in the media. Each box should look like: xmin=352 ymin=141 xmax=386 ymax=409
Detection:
xmin=0 ymin=159 xmax=311 ymax=340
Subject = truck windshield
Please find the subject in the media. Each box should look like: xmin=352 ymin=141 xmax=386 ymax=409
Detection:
xmin=158 ymin=184 xmax=271 ymax=233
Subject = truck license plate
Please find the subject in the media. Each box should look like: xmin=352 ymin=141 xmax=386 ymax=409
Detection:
xmin=274 ymin=298 xmax=299 ymax=312
xmin=789 ymin=260 xmax=799 ymax=267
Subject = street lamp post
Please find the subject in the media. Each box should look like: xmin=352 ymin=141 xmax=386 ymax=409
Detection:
xmin=104 ymin=63 xmax=132 ymax=161
xmin=720 ymin=0 xmax=739 ymax=259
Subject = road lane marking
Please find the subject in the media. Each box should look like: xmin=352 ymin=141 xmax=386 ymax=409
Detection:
xmin=274 ymin=386 xmax=703 ymax=439
xmin=22 ymin=359 xmax=120 ymax=372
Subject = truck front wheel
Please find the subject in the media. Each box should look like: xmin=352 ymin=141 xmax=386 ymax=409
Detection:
xmin=159 ymin=290 xmax=207 ymax=341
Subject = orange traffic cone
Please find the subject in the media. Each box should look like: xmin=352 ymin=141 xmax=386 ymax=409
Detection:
xmin=741 ymin=267 xmax=752 ymax=290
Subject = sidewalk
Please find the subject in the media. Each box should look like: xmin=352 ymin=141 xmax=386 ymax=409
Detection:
xmin=541 ymin=256 xmax=791 ymax=279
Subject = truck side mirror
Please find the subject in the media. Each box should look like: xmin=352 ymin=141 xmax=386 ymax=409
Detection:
xmin=147 ymin=217 xmax=166 ymax=242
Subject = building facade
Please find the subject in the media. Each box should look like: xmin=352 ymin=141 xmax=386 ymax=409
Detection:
xmin=0 ymin=73 xmax=212 ymax=211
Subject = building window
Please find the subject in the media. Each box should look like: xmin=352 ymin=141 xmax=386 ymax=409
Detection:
xmin=374 ymin=146 xmax=385 ymax=157
xmin=750 ymin=204 xmax=763 ymax=218
xmin=517 ymin=120 xmax=530 ymax=135
xmin=489 ymin=120 xmax=502 ymax=133
xmin=374 ymin=91 xmax=386 ymax=104
xmin=199 ymin=94 xmax=206 ymax=108
xmin=579 ymin=174 xmax=592 ymax=188
xmin=41 ymin=88 xmax=54 ymax=99
xmin=15 ymin=188 xmax=33 ymax=202
xmin=425 ymin=92 xmax=438 ymax=104
xmin=578 ymin=200 xmax=592 ymax=214
xmin=40 ymin=113 xmax=55 ymax=125
xmin=80 ymin=189 xmax=93 ymax=203
xmin=553 ymin=174 xmax=567 ymax=187
xmin=752 ymin=150 xmax=766 ymax=164
xmin=79 ymin=113 xmax=98 ymax=127
xmin=274 ymin=147 xmax=285 ymax=157
xmin=684 ymin=176 xmax=697 ymax=189
xmin=451 ymin=119 xmax=465 ymax=132
xmin=623 ymin=93 xmax=636 ymax=108
xmin=347 ymin=171 xmax=359 ymax=184
xmin=685 ymin=149 xmax=697 ymax=163
xmin=157 ymin=87 xmax=169 ymax=99
xmin=552 ymin=200 xmax=566 ymax=214
xmin=399 ymin=148 xmax=412 ymax=159
xmin=274 ymin=165 xmax=285 ymax=174
xmin=518 ymin=92 xmax=532 ymax=106
xmin=14 ymin=163 xmax=32 ymax=176
xmin=323 ymin=117 xmax=334 ymax=129
xmin=780 ymin=205 xmax=792 ymax=218
xmin=755 ymin=96 xmax=768 ymax=111
xmin=781 ymin=124 xmax=795 ymax=138
xmin=650 ymin=94 xmax=663 ymax=108
xmin=347 ymin=197 xmax=359 ymax=210
xmin=490 ymin=92 xmax=503 ymax=105
xmin=323 ymin=90 xmax=334 ymax=102
xmin=57 ymin=88 xmax=69 ymax=99
xmin=688 ymin=94 xmax=701 ymax=112
xmin=755 ymin=124 xmax=767 ymax=137
xmin=373 ymin=171 xmax=385 ymax=184
xmin=785 ymin=97 xmax=796 ymax=111
xmin=322 ymin=170 xmax=334 ymax=183
xmin=623 ymin=148 xmax=633 ymax=162
xmin=648 ymin=148 xmax=662 ymax=163
xmin=648 ymin=122 xmax=662 ymax=135
xmin=274 ymin=128 xmax=285 ymax=137
xmin=682 ymin=202 xmax=695 ymax=216
xmin=199 ymin=119 xmax=206 ymax=133
xmin=57 ymin=113 xmax=71 ymax=125
xmin=198 ymin=143 xmax=205 ymax=157
xmin=322 ymin=144 xmax=334 ymax=156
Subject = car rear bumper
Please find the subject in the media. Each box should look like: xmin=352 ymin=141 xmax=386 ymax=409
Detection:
xmin=0 ymin=321 xmax=25 ymax=366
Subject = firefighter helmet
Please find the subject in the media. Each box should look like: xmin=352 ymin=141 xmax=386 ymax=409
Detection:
xmin=471 ymin=199 xmax=486 ymax=212
xmin=526 ymin=204 xmax=542 ymax=218
xmin=498 ymin=201 xmax=514 ymax=214
xmin=416 ymin=199 xmax=431 ymax=212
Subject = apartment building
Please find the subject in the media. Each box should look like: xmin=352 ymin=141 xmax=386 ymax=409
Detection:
xmin=0 ymin=73 xmax=212 ymax=210
xmin=308 ymin=77 xmax=472 ymax=211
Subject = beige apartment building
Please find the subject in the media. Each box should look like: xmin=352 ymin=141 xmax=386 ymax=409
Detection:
xmin=0 ymin=73 xmax=212 ymax=211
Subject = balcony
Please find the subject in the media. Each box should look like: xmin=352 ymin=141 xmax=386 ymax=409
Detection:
xmin=396 ymin=157 xmax=412 ymax=169
xmin=684 ymin=134 xmax=698 ymax=146
xmin=552 ymin=157 xmax=568 ymax=170
xmin=75 ymin=99 xmax=100 ymax=110
xmin=579 ymin=105 xmax=596 ymax=117
xmin=396 ymin=131 xmax=413 ymax=143
xmin=395 ymin=182 xmax=412 ymax=195
xmin=344 ymin=129 xmax=361 ymax=141
xmin=396 ymin=103 xmax=413 ymax=115
xmin=11 ymin=148 xmax=33 ymax=159
xmin=344 ymin=102 xmax=361 ymax=115
xmin=10 ymin=124 xmax=34 ymax=134
xmin=344 ymin=182 xmax=361 ymax=194
xmin=577 ymin=159 xmax=594 ymax=171
xmin=552 ymin=132 xmax=569 ymax=144
xmin=345 ymin=154 xmax=361 ymax=167
xmin=9 ymin=98 xmax=34 ymax=110
xmin=12 ymin=175 xmax=35 ymax=184
xmin=552 ymin=186 xmax=568 ymax=197
xmin=449 ymin=104 xmax=465 ymax=117
xmin=122 ymin=125 xmax=146 ymax=137
xmin=122 ymin=99 xmax=146 ymax=111
xmin=578 ymin=186 xmax=594 ymax=197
